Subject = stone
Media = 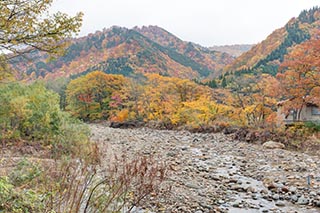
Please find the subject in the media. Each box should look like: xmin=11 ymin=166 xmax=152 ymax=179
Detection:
xmin=185 ymin=182 xmax=200 ymax=189
xmin=310 ymin=191 xmax=317 ymax=196
xmin=275 ymin=201 xmax=286 ymax=207
xmin=272 ymin=194 xmax=280 ymax=200
xmin=217 ymin=200 xmax=225 ymax=204
xmin=281 ymin=186 xmax=289 ymax=193
xmin=232 ymin=200 xmax=242 ymax=208
xmin=251 ymin=194 xmax=259 ymax=200
xmin=314 ymin=201 xmax=320 ymax=207
xmin=230 ymin=184 xmax=245 ymax=192
xmin=262 ymin=141 xmax=285 ymax=149
xmin=181 ymin=146 xmax=189 ymax=151
xmin=291 ymin=195 xmax=298 ymax=202
xmin=288 ymin=186 xmax=297 ymax=193
xmin=297 ymin=196 xmax=309 ymax=205
xmin=246 ymin=186 xmax=257 ymax=193
xmin=88 ymin=124 xmax=320 ymax=212
xmin=267 ymin=183 xmax=278 ymax=191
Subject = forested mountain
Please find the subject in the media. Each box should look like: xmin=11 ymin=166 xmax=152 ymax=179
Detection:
xmin=224 ymin=7 xmax=320 ymax=76
xmin=134 ymin=26 xmax=234 ymax=76
xmin=209 ymin=44 xmax=253 ymax=57
xmin=11 ymin=26 xmax=234 ymax=81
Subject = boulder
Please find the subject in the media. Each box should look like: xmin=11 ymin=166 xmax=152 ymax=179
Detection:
xmin=262 ymin=141 xmax=285 ymax=149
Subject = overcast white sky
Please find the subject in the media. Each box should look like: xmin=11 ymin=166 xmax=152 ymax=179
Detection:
xmin=51 ymin=0 xmax=319 ymax=46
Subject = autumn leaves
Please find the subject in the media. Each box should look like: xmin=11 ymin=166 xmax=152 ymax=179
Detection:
xmin=64 ymin=71 xmax=278 ymax=128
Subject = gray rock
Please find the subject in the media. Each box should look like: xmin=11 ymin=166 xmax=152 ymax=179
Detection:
xmin=230 ymin=184 xmax=245 ymax=192
xmin=275 ymin=201 xmax=286 ymax=207
xmin=262 ymin=141 xmax=285 ymax=149
xmin=297 ymin=196 xmax=309 ymax=205
xmin=246 ymin=186 xmax=257 ymax=193
xmin=232 ymin=200 xmax=242 ymax=208
xmin=217 ymin=200 xmax=225 ymax=204
xmin=291 ymin=195 xmax=298 ymax=202
xmin=310 ymin=191 xmax=317 ymax=196
xmin=272 ymin=194 xmax=280 ymax=200
xmin=181 ymin=146 xmax=189 ymax=151
xmin=289 ymin=186 xmax=297 ymax=193
xmin=185 ymin=182 xmax=200 ymax=189
xmin=314 ymin=200 xmax=320 ymax=207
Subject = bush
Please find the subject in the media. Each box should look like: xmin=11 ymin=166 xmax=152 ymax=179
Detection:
xmin=304 ymin=121 xmax=320 ymax=133
xmin=9 ymin=158 xmax=42 ymax=187
xmin=0 ymin=82 xmax=93 ymax=158
xmin=0 ymin=176 xmax=44 ymax=212
xmin=41 ymin=154 xmax=167 ymax=212
xmin=0 ymin=82 xmax=61 ymax=143
xmin=0 ymin=152 xmax=167 ymax=212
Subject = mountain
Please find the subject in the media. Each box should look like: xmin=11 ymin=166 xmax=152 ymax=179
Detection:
xmin=209 ymin=44 xmax=254 ymax=57
xmin=11 ymin=26 xmax=234 ymax=81
xmin=224 ymin=7 xmax=320 ymax=76
xmin=134 ymin=26 xmax=234 ymax=76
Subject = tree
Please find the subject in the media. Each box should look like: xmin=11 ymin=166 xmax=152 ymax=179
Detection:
xmin=66 ymin=71 xmax=127 ymax=121
xmin=0 ymin=0 xmax=83 ymax=79
xmin=227 ymin=74 xmax=279 ymax=127
xmin=277 ymin=36 xmax=320 ymax=119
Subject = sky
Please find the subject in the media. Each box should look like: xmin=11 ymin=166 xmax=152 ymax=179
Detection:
xmin=51 ymin=0 xmax=320 ymax=47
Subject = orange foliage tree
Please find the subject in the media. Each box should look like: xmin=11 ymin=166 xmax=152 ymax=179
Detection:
xmin=277 ymin=37 xmax=320 ymax=119
xmin=66 ymin=71 xmax=126 ymax=121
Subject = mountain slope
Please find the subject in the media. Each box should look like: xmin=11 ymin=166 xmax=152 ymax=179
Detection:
xmin=224 ymin=7 xmax=320 ymax=75
xmin=11 ymin=26 xmax=234 ymax=81
xmin=134 ymin=26 xmax=234 ymax=76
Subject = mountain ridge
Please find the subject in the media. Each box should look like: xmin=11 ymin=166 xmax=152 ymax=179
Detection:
xmin=11 ymin=25 xmax=234 ymax=81
xmin=224 ymin=7 xmax=320 ymax=76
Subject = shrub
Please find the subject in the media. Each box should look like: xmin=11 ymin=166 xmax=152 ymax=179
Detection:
xmin=0 ymin=82 xmax=61 ymax=143
xmin=0 ymin=82 xmax=94 ymax=159
xmin=0 ymin=176 xmax=44 ymax=212
xmin=42 ymin=154 xmax=168 ymax=212
xmin=304 ymin=121 xmax=320 ymax=133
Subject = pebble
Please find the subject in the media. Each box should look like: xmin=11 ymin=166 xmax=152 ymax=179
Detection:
xmin=291 ymin=195 xmax=298 ymax=202
xmin=89 ymin=124 xmax=320 ymax=212
xmin=289 ymin=186 xmax=297 ymax=193
xmin=272 ymin=194 xmax=280 ymax=200
xmin=275 ymin=201 xmax=286 ymax=207
xmin=297 ymin=196 xmax=309 ymax=205
xmin=310 ymin=191 xmax=317 ymax=196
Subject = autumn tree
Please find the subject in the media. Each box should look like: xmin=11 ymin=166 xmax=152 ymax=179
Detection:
xmin=66 ymin=71 xmax=127 ymax=121
xmin=277 ymin=37 xmax=320 ymax=119
xmin=227 ymin=74 xmax=279 ymax=127
xmin=0 ymin=0 xmax=83 ymax=81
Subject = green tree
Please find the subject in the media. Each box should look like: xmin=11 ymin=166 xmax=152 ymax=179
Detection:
xmin=221 ymin=77 xmax=227 ymax=88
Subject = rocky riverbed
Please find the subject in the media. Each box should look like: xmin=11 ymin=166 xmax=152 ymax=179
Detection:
xmin=90 ymin=124 xmax=320 ymax=213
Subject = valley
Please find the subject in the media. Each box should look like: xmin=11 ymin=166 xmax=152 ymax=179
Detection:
xmin=1 ymin=2 xmax=320 ymax=212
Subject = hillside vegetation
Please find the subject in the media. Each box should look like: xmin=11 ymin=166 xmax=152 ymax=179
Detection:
xmin=10 ymin=26 xmax=234 ymax=81
xmin=224 ymin=7 xmax=320 ymax=76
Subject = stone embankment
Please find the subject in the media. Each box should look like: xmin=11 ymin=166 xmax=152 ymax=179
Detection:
xmin=90 ymin=124 xmax=320 ymax=213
